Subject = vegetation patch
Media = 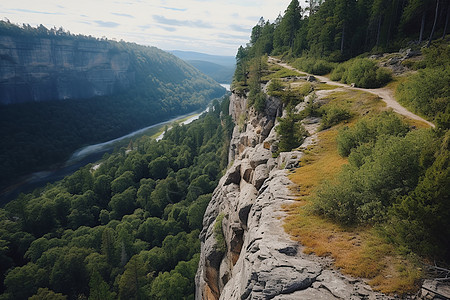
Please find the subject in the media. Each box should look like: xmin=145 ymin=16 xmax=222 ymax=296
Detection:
xmin=262 ymin=67 xmax=303 ymax=81
xmin=395 ymin=44 xmax=450 ymax=129
xmin=213 ymin=213 xmax=226 ymax=253
xmin=292 ymin=57 xmax=334 ymax=75
xmin=330 ymin=58 xmax=392 ymax=88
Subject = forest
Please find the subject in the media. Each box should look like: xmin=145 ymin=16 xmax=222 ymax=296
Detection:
xmin=0 ymin=97 xmax=233 ymax=299
xmin=0 ymin=21 xmax=225 ymax=191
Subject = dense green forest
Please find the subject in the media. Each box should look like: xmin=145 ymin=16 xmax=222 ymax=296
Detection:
xmin=0 ymin=21 xmax=225 ymax=190
xmin=234 ymin=0 xmax=449 ymax=263
xmin=0 ymin=97 xmax=233 ymax=299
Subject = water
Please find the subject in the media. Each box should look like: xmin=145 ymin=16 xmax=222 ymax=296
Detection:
xmin=220 ymin=83 xmax=231 ymax=91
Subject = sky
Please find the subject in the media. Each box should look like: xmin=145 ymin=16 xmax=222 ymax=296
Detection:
xmin=0 ymin=0 xmax=306 ymax=56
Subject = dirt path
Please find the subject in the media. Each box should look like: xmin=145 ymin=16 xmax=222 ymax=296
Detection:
xmin=269 ymin=57 xmax=435 ymax=128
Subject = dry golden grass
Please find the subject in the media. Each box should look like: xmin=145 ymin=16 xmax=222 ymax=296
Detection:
xmin=284 ymin=89 xmax=422 ymax=295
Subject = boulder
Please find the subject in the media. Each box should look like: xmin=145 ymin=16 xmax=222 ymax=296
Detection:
xmin=252 ymin=164 xmax=269 ymax=191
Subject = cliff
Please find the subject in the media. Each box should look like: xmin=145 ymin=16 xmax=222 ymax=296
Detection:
xmin=195 ymin=85 xmax=392 ymax=299
xmin=0 ymin=35 xmax=134 ymax=104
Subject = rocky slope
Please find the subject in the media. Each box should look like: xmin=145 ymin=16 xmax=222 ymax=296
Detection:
xmin=195 ymin=84 xmax=393 ymax=299
xmin=0 ymin=35 xmax=134 ymax=104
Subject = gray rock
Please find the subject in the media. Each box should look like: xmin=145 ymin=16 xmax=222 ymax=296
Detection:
xmin=240 ymin=159 xmax=253 ymax=183
xmin=252 ymin=164 xmax=269 ymax=191
xmin=249 ymin=145 xmax=271 ymax=169
xmin=225 ymin=163 xmax=241 ymax=185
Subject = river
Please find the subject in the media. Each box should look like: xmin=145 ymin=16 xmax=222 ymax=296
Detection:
xmin=0 ymin=84 xmax=231 ymax=206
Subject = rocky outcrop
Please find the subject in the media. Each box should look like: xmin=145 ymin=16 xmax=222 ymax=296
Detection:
xmin=196 ymin=87 xmax=391 ymax=299
xmin=0 ymin=36 xmax=134 ymax=104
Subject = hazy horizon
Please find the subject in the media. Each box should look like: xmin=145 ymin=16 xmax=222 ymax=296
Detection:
xmin=0 ymin=0 xmax=308 ymax=56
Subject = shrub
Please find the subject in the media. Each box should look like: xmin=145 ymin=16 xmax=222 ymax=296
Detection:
xmin=275 ymin=112 xmax=309 ymax=153
xmin=336 ymin=111 xmax=409 ymax=157
xmin=213 ymin=213 xmax=226 ymax=253
xmin=267 ymin=79 xmax=284 ymax=96
xmin=319 ymin=103 xmax=352 ymax=130
xmin=331 ymin=58 xmax=392 ymax=88
xmin=293 ymin=57 xmax=333 ymax=75
xmin=314 ymin=129 xmax=433 ymax=225
xmin=396 ymin=67 xmax=450 ymax=121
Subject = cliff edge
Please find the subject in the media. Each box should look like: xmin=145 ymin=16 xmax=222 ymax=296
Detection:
xmin=195 ymin=85 xmax=393 ymax=299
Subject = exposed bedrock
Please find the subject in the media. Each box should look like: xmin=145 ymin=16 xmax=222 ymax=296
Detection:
xmin=0 ymin=36 xmax=134 ymax=104
xmin=196 ymin=90 xmax=392 ymax=299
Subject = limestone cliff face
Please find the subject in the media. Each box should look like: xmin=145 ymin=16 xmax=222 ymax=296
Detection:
xmin=0 ymin=36 xmax=134 ymax=104
xmin=195 ymin=87 xmax=391 ymax=300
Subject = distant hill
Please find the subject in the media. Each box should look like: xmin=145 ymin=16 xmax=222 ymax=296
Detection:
xmin=187 ymin=60 xmax=235 ymax=83
xmin=169 ymin=50 xmax=235 ymax=83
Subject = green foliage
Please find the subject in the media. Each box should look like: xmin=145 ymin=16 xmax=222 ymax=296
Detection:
xmin=29 ymin=288 xmax=67 ymax=300
xmin=389 ymin=132 xmax=450 ymax=258
xmin=0 ymin=100 xmax=232 ymax=299
xmin=292 ymin=57 xmax=334 ymax=75
xmin=275 ymin=111 xmax=309 ymax=153
xmin=319 ymin=103 xmax=352 ymax=130
xmin=213 ymin=213 xmax=226 ymax=253
xmin=314 ymin=128 xmax=433 ymax=225
xmin=330 ymin=58 xmax=392 ymax=88
xmin=396 ymin=56 xmax=450 ymax=124
xmin=336 ymin=111 xmax=410 ymax=157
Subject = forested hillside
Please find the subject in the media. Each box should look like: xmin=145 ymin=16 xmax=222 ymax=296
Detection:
xmin=0 ymin=97 xmax=233 ymax=299
xmin=0 ymin=21 xmax=225 ymax=190
xmin=230 ymin=0 xmax=449 ymax=294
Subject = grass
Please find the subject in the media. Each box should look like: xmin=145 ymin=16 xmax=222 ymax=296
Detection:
xmin=284 ymin=88 xmax=422 ymax=295
xmin=315 ymin=83 xmax=340 ymax=91
xmin=262 ymin=67 xmax=305 ymax=81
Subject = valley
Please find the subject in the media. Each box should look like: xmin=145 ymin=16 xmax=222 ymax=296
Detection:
xmin=0 ymin=0 xmax=449 ymax=299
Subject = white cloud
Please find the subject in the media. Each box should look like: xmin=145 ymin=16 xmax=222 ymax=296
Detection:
xmin=0 ymin=0 xmax=305 ymax=56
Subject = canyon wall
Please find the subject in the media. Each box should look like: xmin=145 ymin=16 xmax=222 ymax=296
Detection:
xmin=0 ymin=36 xmax=134 ymax=104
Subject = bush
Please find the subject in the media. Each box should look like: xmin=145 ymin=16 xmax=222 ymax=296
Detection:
xmin=213 ymin=213 xmax=226 ymax=253
xmin=396 ymin=67 xmax=450 ymax=121
xmin=314 ymin=129 xmax=433 ymax=225
xmin=267 ymin=79 xmax=284 ymax=96
xmin=331 ymin=58 xmax=392 ymax=88
xmin=275 ymin=112 xmax=309 ymax=153
xmin=336 ymin=111 xmax=409 ymax=157
xmin=319 ymin=103 xmax=352 ymax=130
xmin=293 ymin=57 xmax=333 ymax=75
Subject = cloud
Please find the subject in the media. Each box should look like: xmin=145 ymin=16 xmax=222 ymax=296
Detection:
xmin=111 ymin=13 xmax=134 ymax=18
xmin=230 ymin=24 xmax=250 ymax=33
xmin=138 ymin=24 xmax=152 ymax=30
xmin=10 ymin=8 xmax=64 ymax=15
xmin=161 ymin=6 xmax=187 ymax=12
xmin=218 ymin=33 xmax=250 ymax=41
xmin=158 ymin=26 xmax=177 ymax=32
xmin=94 ymin=20 xmax=120 ymax=28
xmin=153 ymin=15 xmax=213 ymax=29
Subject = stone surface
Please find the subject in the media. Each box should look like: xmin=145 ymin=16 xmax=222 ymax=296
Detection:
xmin=0 ymin=36 xmax=134 ymax=104
xmin=252 ymin=164 xmax=269 ymax=191
xmin=196 ymin=88 xmax=392 ymax=300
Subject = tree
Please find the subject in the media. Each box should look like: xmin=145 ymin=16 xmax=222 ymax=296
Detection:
xmin=427 ymin=0 xmax=440 ymax=47
xmin=109 ymin=187 xmax=137 ymax=219
xmin=118 ymin=255 xmax=148 ymax=300
xmin=4 ymin=263 xmax=47 ymax=299
xmin=148 ymin=157 xmax=169 ymax=180
xmin=29 ymin=288 xmax=67 ymax=300
xmin=88 ymin=271 xmax=114 ymax=300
